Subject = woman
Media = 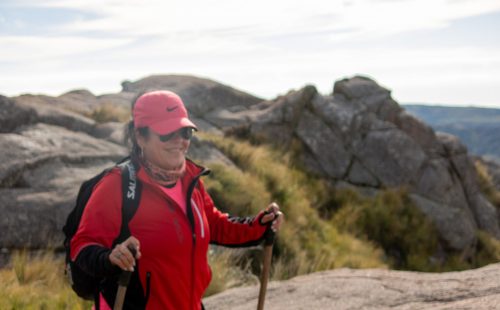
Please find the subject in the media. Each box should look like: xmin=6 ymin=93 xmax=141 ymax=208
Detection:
xmin=70 ymin=90 xmax=284 ymax=309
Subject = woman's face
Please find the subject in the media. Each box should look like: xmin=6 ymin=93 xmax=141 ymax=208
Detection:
xmin=136 ymin=128 xmax=190 ymax=170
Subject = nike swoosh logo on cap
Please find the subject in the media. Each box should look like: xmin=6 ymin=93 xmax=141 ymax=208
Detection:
xmin=167 ymin=106 xmax=178 ymax=112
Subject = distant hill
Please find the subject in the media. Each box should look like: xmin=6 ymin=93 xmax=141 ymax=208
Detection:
xmin=403 ymin=104 xmax=500 ymax=161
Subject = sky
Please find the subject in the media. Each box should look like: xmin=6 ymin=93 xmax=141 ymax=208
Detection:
xmin=1 ymin=0 xmax=500 ymax=108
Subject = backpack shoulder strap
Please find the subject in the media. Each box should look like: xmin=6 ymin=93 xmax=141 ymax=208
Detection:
xmin=114 ymin=160 xmax=142 ymax=244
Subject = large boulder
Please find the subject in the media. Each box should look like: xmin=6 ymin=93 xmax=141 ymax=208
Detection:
xmin=120 ymin=75 xmax=263 ymax=117
xmin=0 ymin=122 xmax=127 ymax=249
xmin=0 ymin=160 xmax=116 ymax=249
xmin=57 ymin=89 xmax=100 ymax=114
xmin=4 ymin=95 xmax=96 ymax=135
xmin=203 ymin=263 xmax=500 ymax=310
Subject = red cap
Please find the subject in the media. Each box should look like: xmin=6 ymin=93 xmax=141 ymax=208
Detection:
xmin=133 ymin=90 xmax=197 ymax=135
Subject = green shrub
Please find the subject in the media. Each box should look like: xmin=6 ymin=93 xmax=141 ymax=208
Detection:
xmin=332 ymin=188 xmax=440 ymax=271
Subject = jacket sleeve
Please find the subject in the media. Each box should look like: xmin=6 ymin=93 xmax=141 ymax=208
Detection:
xmin=198 ymin=179 xmax=270 ymax=247
xmin=70 ymin=169 xmax=123 ymax=276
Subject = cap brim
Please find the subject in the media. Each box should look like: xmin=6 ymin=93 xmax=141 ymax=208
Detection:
xmin=149 ymin=117 xmax=198 ymax=135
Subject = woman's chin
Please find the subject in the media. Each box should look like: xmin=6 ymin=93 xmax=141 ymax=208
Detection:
xmin=163 ymin=155 xmax=185 ymax=168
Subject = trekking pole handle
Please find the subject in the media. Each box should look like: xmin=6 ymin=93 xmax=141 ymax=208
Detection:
xmin=117 ymin=246 xmax=137 ymax=286
xmin=263 ymin=210 xmax=279 ymax=246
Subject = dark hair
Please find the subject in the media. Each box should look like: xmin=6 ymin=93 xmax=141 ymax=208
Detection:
xmin=123 ymin=91 xmax=151 ymax=158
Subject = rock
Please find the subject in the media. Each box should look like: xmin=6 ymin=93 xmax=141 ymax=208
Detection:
xmin=296 ymin=110 xmax=351 ymax=179
xmin=58 ymin=89 xmax=99 ymax=114
xmin=333 ymin=76 xmax=391 ymax=100
xmin=450 ymin=153 xmax=500 ymax=238
xmin=187 ymin=136 xmax=236 ymax=167
xmin=203 ymin=263 xmax=500 ymax=309
xmin=0 ymin=159 xmax=116 ymax=249
xmin=394 ymin=111 xmax=444 ymax=156
xmin=247 ymin=87 xmax=318 ymax=146
xmin=437 ymin=132 xmax=468 ymax=156
xmin=471 ymin=194 xmax=500 ymax=238
xmin=346 ymin=159 xmax=380 ymax=187
xmin=410 ymin=194 xmax=476 ymax=252
xmin=352 ymin=129 xmax=427 ymax=187
xmin=9 ymin=95 xmax=97 ymax=135
xmin=0 ymin=123 xmax=126 ymax=195
xmin=309 ymin=94 xmax=362 ymax=137
xmin=204 ymin=108 xmax=251 ymax=130
xmin=0 ymin=123 xmax=126 ymax=249
xmin=0 ymin=95 xmax=35 ymax=133
xmin=119 ymin=75 xmax=263 ymax=117
xmin=190 ymin=117 xmax=223 ymax=135
xmin=97 ymin=91 xmax=137 ymax=108
xmin=93 ymin=122 xmax=126 ymax=145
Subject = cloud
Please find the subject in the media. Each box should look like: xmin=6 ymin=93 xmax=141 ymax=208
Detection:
xmin=0 ymin=35 xmax=132 ymax=62
xmin=19 ymin=0 xmax=500 ymax=39
xmin=1 ymin=0 xmax=500 ymax=107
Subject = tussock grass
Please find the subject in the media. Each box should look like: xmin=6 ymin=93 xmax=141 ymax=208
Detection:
xmin=331 ymin=188 xmax=500 ymax=272
xmin=86 ymin=103 xmax=130 ymax=123
xmin=475 ymin=160 xmax=500 ymax=208
xmin=200 ymin=133 xmax=386 ymax=281
xmin=0 ymin=250 xmax=91 ymax=309
xmin=475 ymin=230 xmax=500 ymax=266
xmin=331 ymin=188 xmax=440 ymax=271
xmin=204 ymin=248 xmax=258 ymax=297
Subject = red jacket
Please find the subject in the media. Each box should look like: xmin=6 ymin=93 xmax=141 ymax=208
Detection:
xmin=71 ymin=159 xmax=268 ymax=309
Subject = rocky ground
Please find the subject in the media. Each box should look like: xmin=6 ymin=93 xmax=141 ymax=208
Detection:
xmin=203 ymin=263 xmax=500 ymax=310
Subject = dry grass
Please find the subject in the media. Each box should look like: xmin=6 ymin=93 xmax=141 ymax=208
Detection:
xmin=199 ymin=133 xmax=386 ymax=281
xmin=86 ymin=103 xmax=130 ymax=123
xmin=204 ymin=247 xmax=258 ymax=297
xmin=475 ymin=160 xmax=500 ymax=208
xmin=0 ymin=250 xmax=91 ymax=309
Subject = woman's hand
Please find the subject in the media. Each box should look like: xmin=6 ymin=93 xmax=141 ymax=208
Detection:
xmin=109 ymin=236 xmax=142 ymax=272
xmin=259 ymin=202 xmax=284 ymax=232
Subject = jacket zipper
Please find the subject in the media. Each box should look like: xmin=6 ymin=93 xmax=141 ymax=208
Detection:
xmin=192 ymin=199 xmax=205 ymax=239
xmin=191 ymin=233 xmax=196 ymax=310
xmin=186 ymin=167 xmax=210 ymax=310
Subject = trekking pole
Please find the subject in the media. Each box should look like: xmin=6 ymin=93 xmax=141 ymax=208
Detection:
xmin=257 ymin=228 xmax=275 ymax=310
xmin=114 ymin=246 xmax=137 ymax=310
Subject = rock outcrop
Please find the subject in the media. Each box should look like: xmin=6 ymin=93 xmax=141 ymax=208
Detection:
xmin=203 ymin=263 xmax=500 ymax=309
xmin=121 ymin=74 xmax=263 ymax=118
xmin=201 ymin=76 xmax=498 ymax=254
xmin=0 ymin=95 xmax=128 ymax=248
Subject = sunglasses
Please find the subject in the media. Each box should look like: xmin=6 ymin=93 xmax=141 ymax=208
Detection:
xmin=159 ymin=127 xmax=194 ymax=142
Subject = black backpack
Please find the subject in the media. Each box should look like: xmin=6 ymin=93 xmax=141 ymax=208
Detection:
xmin=62 ymin=158 xmax=142 ymax=300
